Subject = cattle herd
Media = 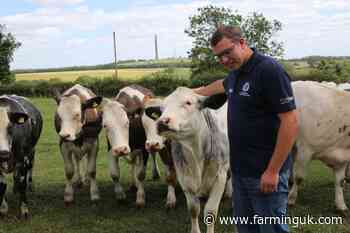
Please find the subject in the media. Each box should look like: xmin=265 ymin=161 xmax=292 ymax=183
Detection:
xmin=1 ymin=81 xmax=350 ymax=233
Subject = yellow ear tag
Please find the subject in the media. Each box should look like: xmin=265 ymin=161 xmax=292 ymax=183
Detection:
xmin=92 ymin=102 xmax=98 ymax=108
xmin=18 ymin=117 xmax=25 ymax=124
xmin=151 ymin=112 xmax=160 ymax=119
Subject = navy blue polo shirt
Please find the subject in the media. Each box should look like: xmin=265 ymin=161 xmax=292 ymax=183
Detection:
xmin=223 ymin=49 xmax=296 ymax=178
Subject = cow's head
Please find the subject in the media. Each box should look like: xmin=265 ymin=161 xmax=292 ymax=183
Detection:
xmin=142 ymin=98 xmax=166 ymax=153
xmin=145 ymin=87 xmax=227 ymax=139
xmin=101 ymin=98 xmax=131 ymax=157
xmin=116 ymin=91 xmax=145 ymax=119
xmin=54 ymin=90 xmax=102 ymax=141
xmin=0 ymin=107 xmax=28 ymax=171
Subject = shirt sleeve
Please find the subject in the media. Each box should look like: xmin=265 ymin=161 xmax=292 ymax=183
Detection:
xmin=259 ymin=59 xmax=296 ymax=113
xmin=223 ymin=76 xmax=229 ymax=94
xmin=223 ymin=70 xmax=236 ymax=95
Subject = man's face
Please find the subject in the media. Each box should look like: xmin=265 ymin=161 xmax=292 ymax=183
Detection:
xmin=212 ymin=37 xmax=245 ymax=70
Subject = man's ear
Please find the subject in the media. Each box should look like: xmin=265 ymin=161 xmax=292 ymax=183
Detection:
xmin=145 ymin=106 xmax=163 ymax=120
xmin=199 ymin=93 xmax=227 ymax=110
xmin=82 ymin=96 xmax=103 ymax=110
xmin=8 ymin=112 xmax=29 ymax=125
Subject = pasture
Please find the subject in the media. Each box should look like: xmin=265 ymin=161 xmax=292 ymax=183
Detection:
xmin=15 ymin=68 xmax=191 ymax=82
xmin=1 ymin=98 xmax=350 ymax=233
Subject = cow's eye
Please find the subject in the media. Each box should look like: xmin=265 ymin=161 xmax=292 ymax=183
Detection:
xmin=74 ymin=113 xmax=80 ymax=120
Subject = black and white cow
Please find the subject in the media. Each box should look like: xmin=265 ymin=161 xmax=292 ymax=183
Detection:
xmin=54 ymin=84 xmax=102 ymax=205
xmin=145 ymin=87 xmax=230 ymax=233
xmin=0 ymin=95 xmax=42 ymax=218
xmin=101 ymin=85 xmax=174 ymax=208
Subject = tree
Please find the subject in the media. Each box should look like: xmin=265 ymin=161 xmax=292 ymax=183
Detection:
xmin=185 ymin=5 xmax=284 ymax=76
xmin=0 ymin=24 xmax=21 ymax=84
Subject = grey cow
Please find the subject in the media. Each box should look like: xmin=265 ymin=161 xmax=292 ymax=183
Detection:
xmin=0 ymin=95 xmax=42 ymax=218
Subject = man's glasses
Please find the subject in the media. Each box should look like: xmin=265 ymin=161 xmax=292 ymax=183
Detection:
xmin=215 ymin=45 xmax=234 ymax=61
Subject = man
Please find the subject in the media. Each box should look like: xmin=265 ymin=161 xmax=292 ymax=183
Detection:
xmin=194 ymin=25 xmax=299 ymax=233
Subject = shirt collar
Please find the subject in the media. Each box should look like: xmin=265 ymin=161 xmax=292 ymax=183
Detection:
xmin=237 ymin=48 xmax=264 ymax=74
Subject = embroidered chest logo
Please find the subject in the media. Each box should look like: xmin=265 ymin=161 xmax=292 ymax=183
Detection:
xmin=239 ymin=82 xmax=251 ymax=97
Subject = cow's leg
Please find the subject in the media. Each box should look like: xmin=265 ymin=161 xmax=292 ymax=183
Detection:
xmin=151 ymin=152 xmax=160 ymax=180
xmin=14 ymin=164 xmax=29 ymax=218
xmin=108 ymin=150 xmax=126 ymax=200
xmin=288 ymin=144 xmax=311 ymax=206
xmin=204 ymin=170 xmax=227 ymax=233
xmin=184 ymin=191 xmax=201 ymax=233
xmin=86 ymin=140 xmax=100 ymax=202
xmin=224 ymin=175 xmax=232 ymax=199
xmin=0 ymin=173 xmax=8 ymax=215
xmin=81 ymin=156 xmax=89 ymax=186
xmin=72 ymin=154 xmax=83 ymax=188
xmin=133 ymin=152 xmax=146 ymax=208
xmin=26 ymin=151 xmax=35 ymax=192
xmin=334 ymin=164 xmax=348 ymax=211
xmin=60 ymin=144 xmax=75 ymax=205
xmin=345 ymin=163 xmax=350 ymax=183
xmin=159 ymin=149 xmax=176 ymax=208
xmin=140 ymin=151 xmax=148 ymax=181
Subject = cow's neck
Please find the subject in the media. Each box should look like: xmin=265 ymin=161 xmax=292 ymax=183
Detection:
xmin=175 ymin=110 xmax=217 ymax=170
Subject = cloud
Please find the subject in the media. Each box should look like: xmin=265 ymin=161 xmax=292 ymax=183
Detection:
xmin=27 ymin=0 xmax=85 ymax=7
xmin=2 ymin=0 xmax=350 ymax=69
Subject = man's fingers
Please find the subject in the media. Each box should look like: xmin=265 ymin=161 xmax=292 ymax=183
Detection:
xmin=261 ymin=182 xmax=277 ymax=193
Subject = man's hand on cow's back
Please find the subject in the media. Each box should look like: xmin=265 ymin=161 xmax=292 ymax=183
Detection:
xmin=192 ymin=79 xmax=225 ymax=96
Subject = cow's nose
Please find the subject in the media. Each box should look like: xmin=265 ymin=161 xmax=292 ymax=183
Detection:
xmin=157 ymin=119 xmax=171 ymax=133
xmin=161 ymin=117 xmax=171 ymax=125
xmin=0 ymin=150 xmax=10 ymax=159
xmin=59 ymin=133 xmax=71 ymax=140
xmin=113 ymin=146 xmax=130 ymax=157
xmin=145 ymin=142 xmax=161 ymax=152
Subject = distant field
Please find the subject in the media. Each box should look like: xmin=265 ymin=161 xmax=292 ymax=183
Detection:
xmin=15 ymin=68 xmax=191 ymax=82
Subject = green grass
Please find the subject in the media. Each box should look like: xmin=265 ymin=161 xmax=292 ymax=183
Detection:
xmin=1 ymin=98 xmax=350 ymax=233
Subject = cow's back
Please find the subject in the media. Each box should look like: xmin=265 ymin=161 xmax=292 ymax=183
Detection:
xmin=293 ymin=81 xmax=350 ymax=149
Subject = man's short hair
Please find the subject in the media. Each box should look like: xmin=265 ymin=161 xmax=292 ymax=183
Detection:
xmin=210 ymin=25 xmax=242 ymax=47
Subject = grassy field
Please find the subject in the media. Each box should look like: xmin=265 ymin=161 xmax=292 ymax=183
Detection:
xmin=15 ymin=68 xmax=191 ymax=82
xmin=1 ymin=98 xmax=350 ymax=233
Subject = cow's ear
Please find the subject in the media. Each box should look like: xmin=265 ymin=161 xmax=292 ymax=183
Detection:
xmin=8 ymin=112 xmax=29 ymax=125
xmin=145 ymin=106 xmax=163 ymax=120
xmin=53 ymin=88 xmax=61 ymax=104
xmin=82 ymin=96 xmax=103 ymax=110
xmin=199 ymin=93 xmax=227 ymax=110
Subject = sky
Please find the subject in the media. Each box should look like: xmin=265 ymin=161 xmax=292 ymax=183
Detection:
xmin=1 ymin=0 xmax=350 ymax=70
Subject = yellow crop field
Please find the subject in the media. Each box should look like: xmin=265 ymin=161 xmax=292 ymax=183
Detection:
xmin=15 ymin=68 xmax=165 ymax=82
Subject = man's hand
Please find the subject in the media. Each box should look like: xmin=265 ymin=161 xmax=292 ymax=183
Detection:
xmin=260 ymin=170 xmax=279 ymax=194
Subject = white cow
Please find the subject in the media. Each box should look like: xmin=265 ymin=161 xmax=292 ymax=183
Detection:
xmin=289 ymin=81 xmax=350 ymax=212
xmin=145 ymin=87 xmax=230 ymax=233
xmin=54 ymin=84 xmax=102 ymax=205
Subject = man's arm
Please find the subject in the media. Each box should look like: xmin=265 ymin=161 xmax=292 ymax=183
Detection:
xmin=260 ymin=109 xmax=299 ymax=193
xmin=193 ymin=79 xmax=225 ymax=96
